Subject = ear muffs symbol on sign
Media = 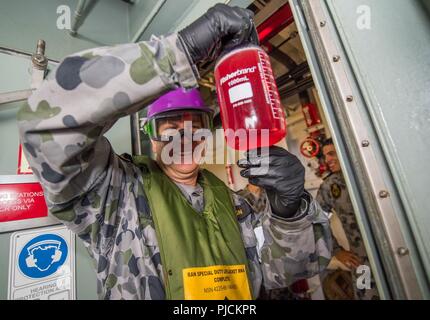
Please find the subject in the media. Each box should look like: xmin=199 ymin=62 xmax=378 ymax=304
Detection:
xmin=18 ymin=233 xmax=68 ymax=279
xmin=25 ymin=240 xmax=63 ymax=272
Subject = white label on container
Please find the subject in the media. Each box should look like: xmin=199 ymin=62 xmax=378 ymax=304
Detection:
xmin=228 ymin=82 xmax=253 ymax=104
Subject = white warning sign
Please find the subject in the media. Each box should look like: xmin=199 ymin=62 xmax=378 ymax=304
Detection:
xmin=8 ymin=225 xmax=75 ymax=300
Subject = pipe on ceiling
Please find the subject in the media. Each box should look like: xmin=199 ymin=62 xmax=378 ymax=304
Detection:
xmin=131 ymin=0 xmax=167 ymax=42
xmin=257 ymin=2 xmax=294 ymax=44
xmin=279 ymin=77 xmax=314 ymax=98
xmin=70 ymin=0 xmax=88 ymax=36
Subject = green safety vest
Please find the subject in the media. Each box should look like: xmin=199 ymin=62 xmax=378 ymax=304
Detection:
xmin=133 ymin=156 xmax=252 ymax=300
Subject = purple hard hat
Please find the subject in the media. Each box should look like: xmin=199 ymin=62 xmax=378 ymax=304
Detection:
xmin=147 ymin=88 xmax=213 ymax=119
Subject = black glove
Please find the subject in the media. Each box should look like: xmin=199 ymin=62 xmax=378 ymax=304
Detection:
xmin=238 ymin=146 xmax=305 ymax=219
xmin=178 ymin=3 xmax=259 ymax=65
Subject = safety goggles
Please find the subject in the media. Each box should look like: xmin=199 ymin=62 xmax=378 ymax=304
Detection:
xmin=142 ymin=110 xmax=213 ymax=142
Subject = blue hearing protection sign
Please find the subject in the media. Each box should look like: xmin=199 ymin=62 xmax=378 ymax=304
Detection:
xmin=18 ymin=233 xmax=68 ymax=279
xmin=8 ymin=226 xmax=75 ymax=300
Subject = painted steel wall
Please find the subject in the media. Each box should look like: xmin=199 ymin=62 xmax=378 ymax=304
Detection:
xmin=0 ymin=0 xmax=130 ymax=60
xmin=326 ymin=0 xmax=430 ymax=291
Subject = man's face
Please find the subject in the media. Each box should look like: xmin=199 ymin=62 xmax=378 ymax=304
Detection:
xmin=322 ymin=144 xmax=341 ymax=173
xmin=151 ymin=112 xmax=206 ymax=174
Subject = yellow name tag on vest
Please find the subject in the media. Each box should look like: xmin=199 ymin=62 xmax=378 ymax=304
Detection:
xmin=183 ymin=265 xmax=252 ymax=300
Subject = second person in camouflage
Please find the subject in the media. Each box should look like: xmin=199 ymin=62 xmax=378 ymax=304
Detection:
xmin=317 ymin=139 xmax=379 ymax=300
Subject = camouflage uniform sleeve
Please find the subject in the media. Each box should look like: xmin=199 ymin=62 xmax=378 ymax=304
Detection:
xmin=316 ymin=182 xmax=342 ymax=254
xmin=316 ymin=181 xmax=332 ymax=213
xmin=257 ymin=192 xmax=332 ymax=290
xmin=233 ymin=191 xmax=332 ymax=291
xmin=17 ymin=34 xmax=197 ymax=239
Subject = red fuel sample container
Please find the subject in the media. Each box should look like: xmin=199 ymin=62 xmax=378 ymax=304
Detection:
xmin=214 ymin=45 xmax=286 ymax=151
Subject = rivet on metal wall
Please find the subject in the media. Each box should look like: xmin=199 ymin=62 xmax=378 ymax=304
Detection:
xmin=320 ymin=21 xmax=326 ymax=27
xmin=397 ymin=247 xmax=409 ymax=256
xmin=379 ymin=190 xmax=390 ymax=198
xmin=333 ymin=55 xmax=341 ymax=62
xmin=361 ymin=140 xmax=370 ymax=147
xmin=346 ymin=95 xmax=354 ymax=102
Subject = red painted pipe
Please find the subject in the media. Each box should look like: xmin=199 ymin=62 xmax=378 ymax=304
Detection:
xmin=257 ymin=3 xmax=294 ymax=45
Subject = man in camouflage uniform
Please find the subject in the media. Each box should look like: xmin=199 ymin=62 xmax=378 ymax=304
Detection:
xmin=317 ymin=139 xmax=379 ymax=300
xmin=17 ymin=4 xmax=332 ymax=300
